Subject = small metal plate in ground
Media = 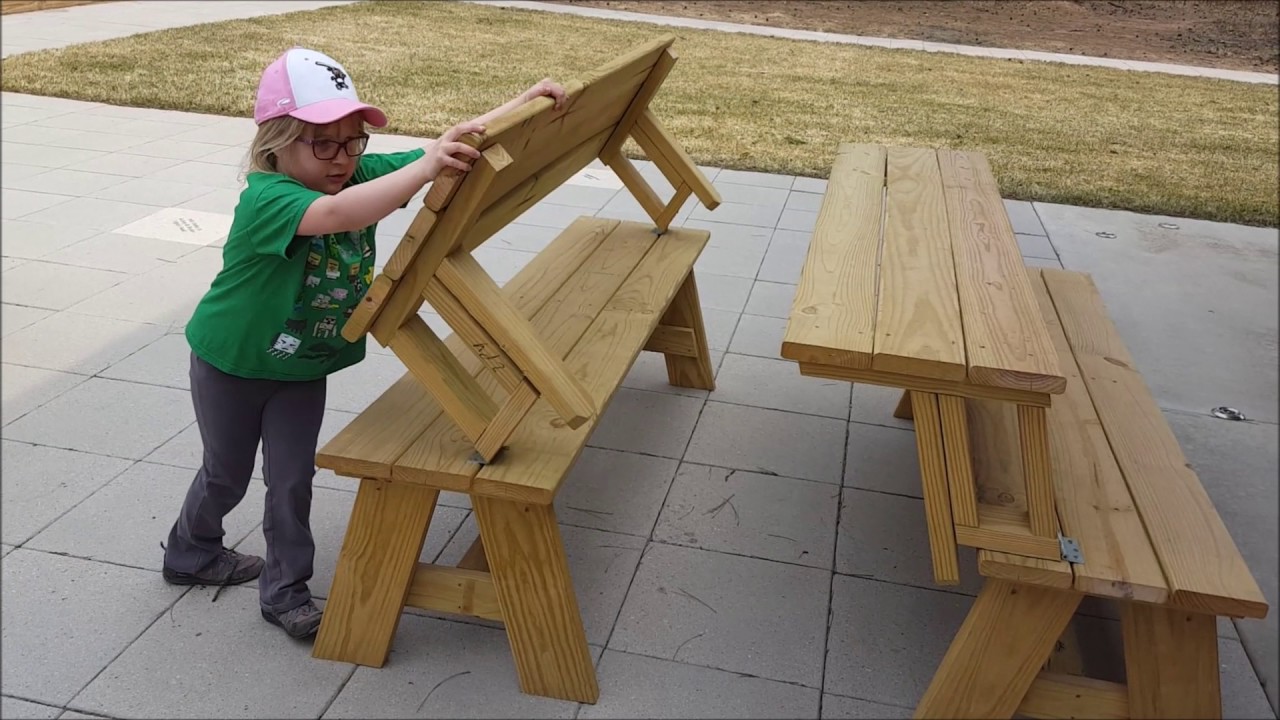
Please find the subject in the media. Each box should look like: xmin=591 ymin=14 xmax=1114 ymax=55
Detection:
xmin=566 ymin=167 xmax=625 ymax=190
xmin=113 ymin=208 xmax=233 ymax=246
xmin=1211 ymin=406 xmax=1247 ymax=421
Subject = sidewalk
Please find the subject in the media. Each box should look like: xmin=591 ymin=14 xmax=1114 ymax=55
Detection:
xmin=1 ymin=2 xmax=1277 ymax=719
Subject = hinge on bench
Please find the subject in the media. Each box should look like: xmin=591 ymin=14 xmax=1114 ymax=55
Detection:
xmin=1058 ymin=534 xmax=1083 ymax=564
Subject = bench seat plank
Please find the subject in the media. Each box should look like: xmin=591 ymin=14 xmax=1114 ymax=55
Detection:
xmin=872 ymin=146 xmax=966 ymax=381
xmin=1041 ymin=268 xmax=1267 ymax=619
xmin=1029 ymin=269 xmax=1168 ymax=605
xmin=472 ymin=224 xmax=710 ymax=503
xmin=940 ymin=151 xmax=1065 ymax=394
xmin=780 ymin=143 xmax=884 ymax=369
xmin=316 ymin=217 xmax=617 ymax=480
xmin=391 ymin=220 xmax=661 ymax=493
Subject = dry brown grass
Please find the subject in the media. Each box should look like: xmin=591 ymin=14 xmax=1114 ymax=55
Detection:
xmin=1 ymin=0 xmax=1275 ymax=225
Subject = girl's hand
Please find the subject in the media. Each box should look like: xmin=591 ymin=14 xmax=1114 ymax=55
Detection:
xmin=426 ymin=120 xmax=486 ymax=178
xmin=522 ymin=78 xmax=566 ymax=110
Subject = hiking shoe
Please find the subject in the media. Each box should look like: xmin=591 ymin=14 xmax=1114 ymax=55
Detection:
xmin=163 ymin=547 xmax=264 ymax=587
xmin=262 ymin=600 xmax=323 ymax=639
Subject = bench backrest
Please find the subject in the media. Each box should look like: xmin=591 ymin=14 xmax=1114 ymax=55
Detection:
xmin=341 ymin=35 xmax=720 ymax=461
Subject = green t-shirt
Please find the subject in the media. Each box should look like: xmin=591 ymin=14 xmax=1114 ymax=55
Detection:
xmin=186 ymin=148 xmax=425 ymax=381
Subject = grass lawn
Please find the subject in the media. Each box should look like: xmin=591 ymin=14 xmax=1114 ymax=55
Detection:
xmin=1 ymin=0 xmax=1275 ymax=226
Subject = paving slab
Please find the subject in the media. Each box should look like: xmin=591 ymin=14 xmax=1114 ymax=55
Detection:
xmin=1 ymin=440 xmax=132 ymax=546
xmin=2 ymin=310 xmax=167 ymax=376
xmin=1 ymin=696 xmax=61 ymax=719
xmin=1037 ymin=201 xmax=1279 ymax=423
xmin=693 ymin=271 xmax=753 ymax=314
xmin=726 ymin=312 xmax=786 ymax=358
xmin=653 ymin=463 xmax=839 ymax=569
xmin=757 ymin=228 xmax=813 ymax=284
xmin=849 ymin=382 xmax=913 ymax=431
xmin=743 ymin=279 xmax=797 ymax=318
xmin=554 ymin=447 xmax=679 ymax=537
xmin=98 ymin=331 xmax=193 ymax=389
xmin=42 ymin=232 xmax=199 ymax=274
xmin=684 ymin=219 xmax=771 ymax=279
xmin=65 ymin=246 xmax=222 ymax=327
xmin=581 ymin=649 xmax=821 ymax=719
xmin=610 ymin=542 xmax=829 ymax=687
xmin=843 ymin=423 xmax=923 ymax=497
xmin=2 ymin=549 xmax=186 ymax=707
xmin=0 ymin=363 xmax=87 ymax=426
xmin=685 ymin=401 xmax=846 ymax=485
xmin=1 ymin=260 xmax=127 ymax=310
xmin=587 ymin=386 xmax=704 ymax=459
xmin=67 ymin=586 xmax=351 ymax=719
xmin=821 ymin=694 xmax=913 ymax=719
xmin=711 ymin=352 xmax=850 ymax=418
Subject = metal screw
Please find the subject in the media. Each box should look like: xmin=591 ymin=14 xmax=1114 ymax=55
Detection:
xmin=1210 ymin=406 xmax=1246 ymax=421
xmin=1095 ymin=231 xmax=1116 ymax=239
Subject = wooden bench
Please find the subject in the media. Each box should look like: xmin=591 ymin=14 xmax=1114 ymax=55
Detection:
xmin=914 ymin=267 xmax=1269 ymax=719
xmin=311 ymin=35 xmax=721 ymax=704
xmin=781 ymin=143 xmax=1268 ymax=717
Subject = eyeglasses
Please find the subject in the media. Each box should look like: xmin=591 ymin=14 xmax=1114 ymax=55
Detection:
xmin=296 ymin=134 xmax=370 ymax=160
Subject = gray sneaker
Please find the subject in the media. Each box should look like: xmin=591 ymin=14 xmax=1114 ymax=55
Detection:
xmin=262 ymin=600 xmax=323 ymax=639
xmin=163 ymin=547 xmax=264 ymax=587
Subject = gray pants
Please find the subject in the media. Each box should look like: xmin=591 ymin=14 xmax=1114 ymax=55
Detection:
xmin=165 ymin=352 xmax=326 ymax=613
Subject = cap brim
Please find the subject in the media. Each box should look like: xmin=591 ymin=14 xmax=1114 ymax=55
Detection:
xmin=290 ymin=98 xmax=388 ymax=128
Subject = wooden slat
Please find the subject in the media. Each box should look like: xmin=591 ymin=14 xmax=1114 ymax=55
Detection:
xmin=967 ymin=396 xmax=1028 ymax=512
xmin=655 ymin=182 xmax=692 ymax=232
xmin=938 ymin=149 xmax=1065 ymax=394
xmin=392 ymin=220 xmax=657 ymax=490
xmin=872 ymin=146 xmax=965 ymax=381
xmin=424 ymin=277 xmax=524 ymax=393
xmin=796 ymin=361 xmax=1051 ymax=406
xmin=373 ymin=144 xmax=512 ymax=341
xmin=977 ymin=549 xmax=1073 ymax=590
xmin=1029 ymin=268 xmax=1168 ymax=604
xmin=910 ymin=391 xmax=961 ymax=585
xmin=470 ymin=225 xmax=710 ymax=503
xmin=629 ymin=109 xmax=721 ymax=210
xmin=388 ymin=315 xmax=498 ymax=444
xmin=1019 ymin=404 xmax=1058 ymax=538
xmin=423 ymin=133 xmax=484 ymax=211
xmin=474 ymin=380 xmax=539 ymax=463
xmin=781 ymin=143 xmax=884 ymax=369
xmin=438 ymin=253 xmax=595 ymax=429
xmin=643 ymin=324 xmax=698 ymax=357
xmin=1042 ymin=268 xmax=1268 ymax=619
xmin=383 ymin=206 xmax=438 ymax=280
xmin=600 ymin=47 xmax=677 ymax=161
xmin=1018 ymin=672 xmax=1129 ymax=720
xmin=604 ymin=152 xmax=664 ymax=219
xmin=403 ymin=563 xmax=503 ymax=622
xmin=655 ymin=271 xmax=715 ymax=389
xmin=341 ymin=273 xmax=393 ymax=342
xmin=938 ymin=394 xmax=979 ymax=527
xmin=317 ymin=217 xmax=615 ymax=480
xmin=956 ymin=504 xmax=1063 ymax=560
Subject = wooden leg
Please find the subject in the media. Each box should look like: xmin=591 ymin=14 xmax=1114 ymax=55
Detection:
xmin=659 ymin=270 xmax=715 ymax=390
xmin=473 ymin=497 xmax=598 ymax=703
xmin=916 ymin=579 xmax=1082 ymax=718
xmin=910 ymin=391 xmax=961 ymax=585
xmin=313 ymin=478 xmax=439 ymax=667
xmin=1120 ymin=603 xmax=1221 ymax=719
xmin=457 ymin=533 xmax=490 ymax=572
xmin=893 ymin=389 xmax=914 ymax=420
xmin=938 ymin=394 xmax=978 ymax=528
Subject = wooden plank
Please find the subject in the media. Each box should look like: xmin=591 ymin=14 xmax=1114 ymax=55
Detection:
xmin=1018 ymin=404 xmax=1058 ymax=538
xmin=643 ymin=324 xmax=698 ymax=357
xmin=373 ymin=144 xmax=512 ymax=339
xmin=872 ymin=146 xmax=965 ymax=381
xmin=797 ymin=361 xmax=1051 ymax=406
xmin=1018 ymin=673 xmax=1129 ymax=720
xmin=655 ymin=182 xmax=692 ymax=232
xmin=604 ymin=152 xmax=665 ymax=219
xmin=424 ymin=277 xmax=525 ymax=393
xmin=630 ymin=109 xmax=721 ymax=210
xmin=1028 ymin=268 xmax=1168 ymax=605
xmin=388 ymin=315 xmax=498 ymax=445
xmin=383 ymin=206 xmax=438 ymax=280
xmin=474 ymin=496 xmax=598 ymax=703
xmin=403 ymin=563 xmax=503 ymax=622
xmin=316 ymin=217 xmax=615 ymax=481
xmin=463 ymin=127 xmax=613 ymax=252
xmin=938 ymin=394 xmax=979 ymax=527
xmin=470 ymin=225 xmax=709 ymax=503
xmin=781 ymin=143 xmax=884 ymax=369
xmin=956 ymin=504 xmax=1063 ymax=560
xmin=656 ymin=270 xmax=715 ymax=389
xmin=1042 ymin=268 xmax=1267 ymax=619
xmin=1120 ymin=603 xmax=1221 ymax=718
xmin=599 ymin=47 xmax=677 ymax=161
xmin=438 ymin=253 xmax=596 ymax=429
xmin=393 ymin=220 xmax=658 ymax=491
xmin=977 ymin=549 xmax=1073 ymax=590
xmin=910 ymin=391 xmax=961 ymax=585
xmin=341 ymin=273 xmax=393 ymax=342
xmin=967 ymin=396 xmax=1028 ymax=512
xmin=312 ymin=478 xmax=438 ymax=667
xmin=915 ymin=579 xmax=1081 ymax=718
xmin=423 ymin=133 xmax=484 ymax=211
xmin=938 ymin=149 xmax=1065 ymax=394
xmin=473 ymin=380 xmax=539 ymax=463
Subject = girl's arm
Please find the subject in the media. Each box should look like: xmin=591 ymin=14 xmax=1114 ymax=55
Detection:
xmin=471 ymin=78 xmax=567 ymax=127
xmin=297 ymin=120 xmax=485 ymax=236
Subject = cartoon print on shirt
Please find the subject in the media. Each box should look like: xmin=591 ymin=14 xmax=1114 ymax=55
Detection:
xmin=285 ymin=317 xmax=306 ymax=334
xmin=325 ymin=257 xmax=341 ymax=279
xmin=311 ymin=293 xmax=333 ymax=309
xmin=305 ymin=274 xmax=322 ymax=288
xmin=329 ymin=288 xmax=349 ymax=302
xmin=305 ymin=248 xmax=322 ymax=273
xmin=268 ymin=333 xmax=301 ymax=359
xmin=347 ymin=262 xmax=361 ymax=285
xmin=314 ymin=316 xmax=338 ymax=338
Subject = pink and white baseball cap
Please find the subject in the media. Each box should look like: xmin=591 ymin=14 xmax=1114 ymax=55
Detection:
xmin=254 ymin=47 xmax=388 ymax=128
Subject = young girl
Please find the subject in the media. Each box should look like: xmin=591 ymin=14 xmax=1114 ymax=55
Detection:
xmin=161 ymin=47 xmax=565 ymax=639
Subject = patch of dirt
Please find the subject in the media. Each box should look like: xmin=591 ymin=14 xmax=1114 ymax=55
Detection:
xmin=552 ymin=0 xmax=1279 ymax=73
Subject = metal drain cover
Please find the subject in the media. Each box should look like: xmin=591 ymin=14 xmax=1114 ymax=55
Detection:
xmin=1211 ymin=406 xmax=1246 ymax=421
xmin=1095 ymin=231 xmax=1116 ymax=239
xmin=1158 ymin=222 xmax=1180 ymax=230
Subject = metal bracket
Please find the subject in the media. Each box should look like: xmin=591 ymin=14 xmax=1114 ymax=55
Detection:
xmin=1058 ymin=534 xmax=1083 ymax=564
xmin=468 ymin=447 xmax=506 ymax=466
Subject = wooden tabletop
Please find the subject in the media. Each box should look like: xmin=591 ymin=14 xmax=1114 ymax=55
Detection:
xmin=781 ymin=144 xmax=1066 ymax=402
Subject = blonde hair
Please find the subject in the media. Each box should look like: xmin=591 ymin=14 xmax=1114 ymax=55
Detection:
xmin=245 ymin=115 xmax=311 ymax=176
